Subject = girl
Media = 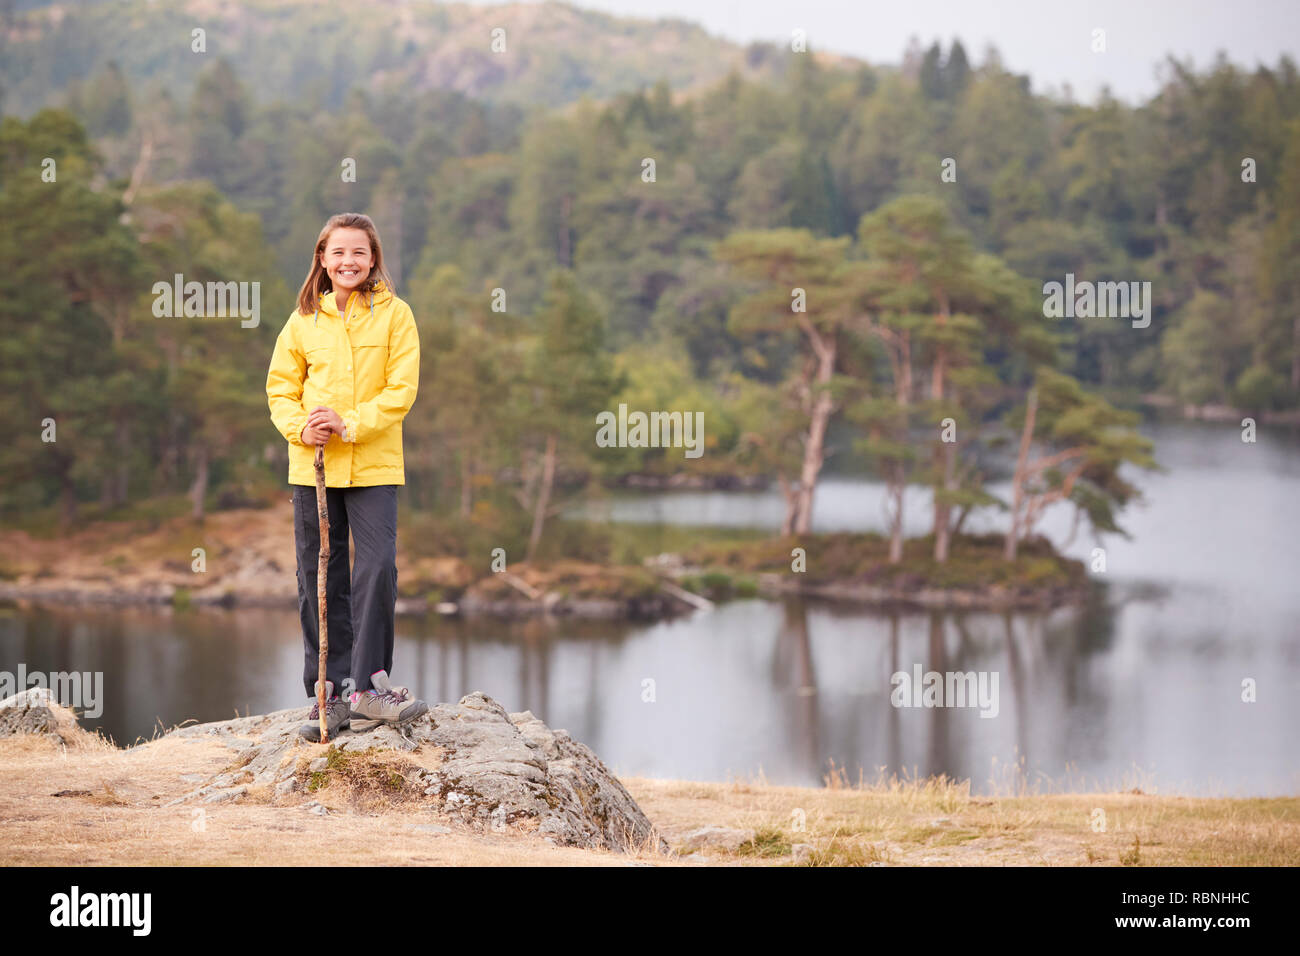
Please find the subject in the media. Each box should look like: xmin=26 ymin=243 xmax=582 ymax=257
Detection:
xmin=266 ymin=212 xmax=427 ymax=741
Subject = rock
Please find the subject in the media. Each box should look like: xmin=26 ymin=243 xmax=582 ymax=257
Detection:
xmin=275 ymin=778 xmax=299 ymax=797
xmin=309 ymin=758 xmax=328 ymax=772
xmin=203 ymin=786 xmax=247 ymax=804
xmin=0 ymin=688 xmax=83 ymax=745
xmin=146 ymin=690 xmax=665 ymax=854
xmin=792 ymin=843 xmax=814 ymax=863
xmin=677 ymin=825 xmax=756 ymax=853
xmin=643 ymin=552 xmax=685 ymax=573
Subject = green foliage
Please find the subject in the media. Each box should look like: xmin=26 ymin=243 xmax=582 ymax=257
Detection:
xmin=607 ymin=345 xmax=740 ymax=472
xmin=3 ymin=22 xmax=1290 ymax=533
xmin=678 ymin=570 xmax=759 ymax=602
xmin=1160 ymin=290 xmax=1234 ymax=405
xmin=527 ymin=269 xmax=624 ymax=450
xmin=0 ymin=111 xmax=133 ymax=519
xmin=1006 ymin=367 xmax=1158 ymax=547
xmin=1234 ymin=363 xmax=1286 ymax=411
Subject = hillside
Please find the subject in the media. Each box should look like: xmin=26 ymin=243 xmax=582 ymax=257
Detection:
xmin=0 ymin=0 xmax=843 ymax=115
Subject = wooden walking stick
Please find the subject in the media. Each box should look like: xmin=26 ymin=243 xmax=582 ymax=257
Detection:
xmin=314 ymin=442 xmax=330 ymax=742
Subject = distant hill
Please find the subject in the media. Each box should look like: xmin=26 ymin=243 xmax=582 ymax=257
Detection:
xmin=0 ymin=0 xmax=857 ymax=115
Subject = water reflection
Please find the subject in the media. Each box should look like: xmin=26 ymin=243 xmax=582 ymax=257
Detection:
xmin=773 ymin=598 xmax=821 ymax=782
xmin=3 ymin=420 xmax=1298 ymax=796
xmin=7 ymin=577 xmax=1293 ymax=797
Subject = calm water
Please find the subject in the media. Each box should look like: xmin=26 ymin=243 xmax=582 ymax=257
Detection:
xmin=3 ymin=421 xmax=1298 ymax=795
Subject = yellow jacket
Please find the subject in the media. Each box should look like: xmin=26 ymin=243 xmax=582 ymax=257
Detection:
xmin=266 ymin=281 xmax=419 ymax=487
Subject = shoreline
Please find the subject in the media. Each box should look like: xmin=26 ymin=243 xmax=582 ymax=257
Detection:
xmin=1139 ymin=393 xmax=1300 ymax=425
xmin=0 ymin=571 xmax=1092 ymax=617
xmin=753 ymin=575 xmax=1091 ymax=610
xmin=0 ymin=499 xmax=1094 ymax=620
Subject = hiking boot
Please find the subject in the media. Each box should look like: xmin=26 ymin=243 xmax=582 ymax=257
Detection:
xmin=299 ymin=680 xmax=351 ymax=742
xmin=350 ymin=669 xmax=429 ymax=725
xmin=371 ymin=669 xmax=414 ymax=703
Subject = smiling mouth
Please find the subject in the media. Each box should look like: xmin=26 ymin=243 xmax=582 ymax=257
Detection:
xmin=337 ymin=269 xmax=361 ymax=280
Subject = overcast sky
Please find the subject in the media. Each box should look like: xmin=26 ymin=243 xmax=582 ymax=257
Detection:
xmin=492 ymin=0 xmax=1300 ymax=104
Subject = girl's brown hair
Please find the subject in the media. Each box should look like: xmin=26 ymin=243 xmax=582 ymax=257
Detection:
xmin=295 ymin=213 xmax=396 ymax=317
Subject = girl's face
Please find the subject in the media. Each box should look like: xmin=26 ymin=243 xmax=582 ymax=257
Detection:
xmin=320 ymin=227 xmax=374 ymax=301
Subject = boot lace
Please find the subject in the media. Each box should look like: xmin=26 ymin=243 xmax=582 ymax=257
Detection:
xmin=311 ymin=696 xmax=346 ymax=719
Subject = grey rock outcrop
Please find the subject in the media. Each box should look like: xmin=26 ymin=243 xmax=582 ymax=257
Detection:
xmin=161 ymin=691 xmax=664 ymax=854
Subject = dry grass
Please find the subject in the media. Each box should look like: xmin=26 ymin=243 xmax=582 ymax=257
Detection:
xmin=622 ymin=769 xmax=1300 ymax=866
xmin=1 ymin=730 xmax=1296 ymax=866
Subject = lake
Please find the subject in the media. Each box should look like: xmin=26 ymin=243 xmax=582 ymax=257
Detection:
xmin=3 ymin=420 xmax=1297 ymax=796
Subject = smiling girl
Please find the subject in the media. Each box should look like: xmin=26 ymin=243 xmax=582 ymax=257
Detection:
xmin=266 ymin=213 xmax=427 ymax=741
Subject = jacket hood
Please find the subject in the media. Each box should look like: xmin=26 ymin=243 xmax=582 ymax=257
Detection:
xmin=315 ymin=279 xmax=393 ymax=320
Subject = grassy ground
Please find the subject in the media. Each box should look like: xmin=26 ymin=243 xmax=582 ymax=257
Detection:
xmin=631 ymin=771 xmax=1300 ymax=866
xmin=2 ymin=730 xmax=1294 ymax=867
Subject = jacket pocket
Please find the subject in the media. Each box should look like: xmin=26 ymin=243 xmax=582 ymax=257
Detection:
xmin=350 ymin=328 xmax=389 ymax=354
xmin=350 ymin=329 xmax=389 ymax=395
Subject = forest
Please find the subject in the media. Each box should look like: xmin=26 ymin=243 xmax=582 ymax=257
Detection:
xmin=2 ymin=3 xmax=1298 ymax=567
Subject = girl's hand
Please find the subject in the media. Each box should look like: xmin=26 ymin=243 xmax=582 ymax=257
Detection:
xmin=307 ymin=406 xmax=345 ymax=436
xmin=300 ymin=420 xmax=332 ymax=445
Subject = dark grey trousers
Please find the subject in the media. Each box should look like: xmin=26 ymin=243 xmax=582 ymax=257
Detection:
xmin=292 ymin=484 xmax=398 ymax=700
